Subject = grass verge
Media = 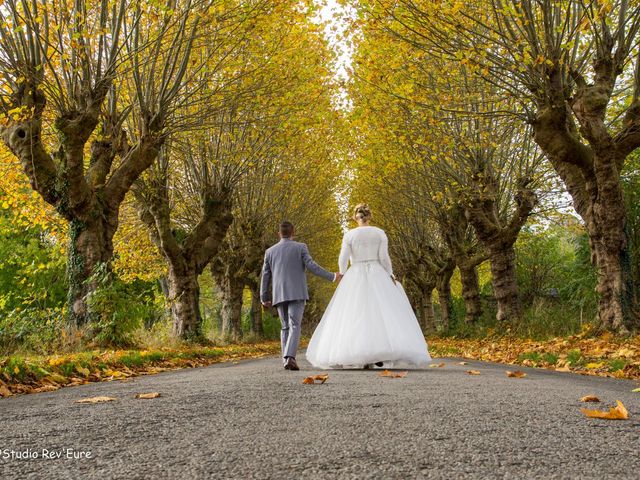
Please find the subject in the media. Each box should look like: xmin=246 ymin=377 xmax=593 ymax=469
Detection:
xmin=0 ymin=341 xmax=282 ymax=398
xmin=428 ymin=332 xmax=640 ymax=381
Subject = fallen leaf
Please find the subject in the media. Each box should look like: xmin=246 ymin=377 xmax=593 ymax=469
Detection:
xmin=312 ymin=374 xmax=329 ymax=384
xmin=506 ymin=370 xmax=527 ymax=378
xmin=428 ymin=362 xmax=446 ymax=368
xmin=302 ymin=377 xmax=315 ymax=384
xmin=31 ymin=385 xmax=60 ymax=393
xmin=0 ymin=384 xmax=13 ymax=397
xmin=75 ymin=396 xmax=116 ymax=404
xmin=135 ymin=392 xmax=161 ymax=399
xmin=579 ymin=395 xmax=600 ymax=403
xmin=632 ymin=387 xmax=640 ymax=392
xmin=580 ymin=400 xmax=629 ymax=420
xmin=76 ymin=365 xmax=90 ymax=377
xmin=555 ymin=366 xmax=571 ymax=372
xmin=458 ymin=362 xmax=468 ymax=365
xmin=379 ymin=370 xmax=408 ymax=378
xmin=467 ymin=370 xmax=481 ymax=375
xmin=585 ymin=362 xmax=605 ymax=369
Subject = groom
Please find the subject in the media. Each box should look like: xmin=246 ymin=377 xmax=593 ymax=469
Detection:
xmin=260 ymin=221 xmax=341 ymax=370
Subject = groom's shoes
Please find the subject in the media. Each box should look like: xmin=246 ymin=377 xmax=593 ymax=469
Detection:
xmin=375 ymin=361 xmax=384 ymax=367
xmin=284 ymin=358 xmax=300 ymax=371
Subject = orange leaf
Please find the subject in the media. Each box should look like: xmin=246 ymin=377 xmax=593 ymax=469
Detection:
xmin=313 ymin=374 xmax=329 ymax=384
xmin=579 ymin=395 xmax=600 ymax=403
xmin=580 ymin=400 xmax=629 ymax=420
xmin=0 ymin=384 xmax=13 ymax=397
xmin=379 ymin=370 xmax=408 ymax=378
xmin=467 ymin=370 xmax=481 ymax=375
xmin=506 ymin=370 xmax=527 ymax=378
xmin=302 ymin=374 xmax=329 ymax=384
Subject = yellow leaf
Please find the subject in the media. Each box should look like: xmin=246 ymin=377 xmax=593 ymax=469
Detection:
xmin=76 ymin=396 xmax=116 ymax=404
xmin=580 ymin=400 xmax=629 ymax=420
xmin=579 ymin=395 xmax=600 ymax=403
xmin=76 ymin=365 xmax=90 ymax=377
xmin=585 ymin=362 xmax=604 ymax=369
xmin=135 ymin=392 xmax=161 ymax=399
xmin=467 ymin=370 xmax=481 ymax=375
xmin=379 ymin=370 xmax=408 ymax=378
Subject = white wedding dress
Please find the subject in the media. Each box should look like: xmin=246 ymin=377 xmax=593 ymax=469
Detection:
xmin=306 ymin=226 xmax=431 ymax=369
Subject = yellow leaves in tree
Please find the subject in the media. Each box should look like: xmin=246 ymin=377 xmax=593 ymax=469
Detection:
xmin=378 ymin=370 xmax=407 ymax=378
xmin=302 ymin=374 xmax=329 ymax=384
xmin=580 ymin=400 xmax=629 ymax=420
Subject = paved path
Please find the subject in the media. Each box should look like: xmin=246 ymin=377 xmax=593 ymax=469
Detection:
xmin=0 ymin=355 xmax=639 ymax=479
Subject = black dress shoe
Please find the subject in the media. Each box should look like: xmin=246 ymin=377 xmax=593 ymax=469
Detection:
xmin=375 ymin=361 xmax=384 ymax=367
xmin=285 ymin=358 xmax=300 ymax=371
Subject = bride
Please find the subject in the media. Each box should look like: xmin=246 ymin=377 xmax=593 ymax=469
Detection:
xmin=306 ymin=204 xmax=431 ymax=369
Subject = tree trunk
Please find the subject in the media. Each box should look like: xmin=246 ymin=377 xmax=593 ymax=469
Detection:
xmin=249 ymin=285 xmax=264 ymax=337
xmin=436 ymin=263 xmax=455 ymax=331
xmin=459 ymin=264 xmax=482 ymax=323
xmin=533 ymin=106 xmax=639 ymax=333
xmin=221 ymin=279 xmax=244 ymax=341
xmin=421 ymin=287 xmax=436 ymax=332
xmin=168 ymin=267 xmax=202 ymax=339
xmin=489 ymin=245 xmax=522 ymax=322
xmin=67 ymin=216 xmax=115 ymax=325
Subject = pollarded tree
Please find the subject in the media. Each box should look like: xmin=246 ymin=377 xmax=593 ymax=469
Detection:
xmin=0 ymin=0 xmax=215 ymax=326
xmin=373 ymin=0 xmax=640 ymax=332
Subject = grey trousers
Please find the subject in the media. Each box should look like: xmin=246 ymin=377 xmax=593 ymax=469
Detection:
xmin=276 ymin=300 xmax=306 ymax=361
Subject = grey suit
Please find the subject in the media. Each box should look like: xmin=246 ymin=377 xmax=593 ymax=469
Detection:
xmin=260 ymin=238 xmax=335 ymax=362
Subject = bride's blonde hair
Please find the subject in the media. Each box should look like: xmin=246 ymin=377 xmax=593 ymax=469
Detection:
xmin=353 ymin=203 xmax=372 ymax=222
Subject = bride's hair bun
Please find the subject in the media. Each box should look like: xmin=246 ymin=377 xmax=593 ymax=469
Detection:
xmin=353 ymin=203 xmax=372 ymax=221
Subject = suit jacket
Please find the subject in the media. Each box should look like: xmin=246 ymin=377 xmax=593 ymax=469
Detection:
xmin=260 ymin=238 xmax=335 ymax=306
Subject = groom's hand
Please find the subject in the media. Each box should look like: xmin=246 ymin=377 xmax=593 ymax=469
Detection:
xmin=262 ymin=301 xmax=272 ymax=308
xmin=334 ymin=273 xmax=343 ymax=283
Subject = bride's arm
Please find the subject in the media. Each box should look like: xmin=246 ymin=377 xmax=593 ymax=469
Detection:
xmin=338 ymin=233 xmax=351 ymax=274
xmin=378 ymin=231 xmax=394 ymax=277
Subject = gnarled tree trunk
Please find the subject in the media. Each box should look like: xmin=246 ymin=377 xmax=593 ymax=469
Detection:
xmin=420 ymin=286 xmax=436 ymax=332
xmin=488 ymin=245 xmax=522 ymax=322
xmin=137 ymin=181 xmax=233 ymax=339
xmin=436 ymin=260 xmax=455 ymax=331
xmin=533 ymin=102 xmax=639 ymax=333
xmin=459 ymin=263 xmax=482 ymax=323
xmin=248 ymin=284 xmax=264 ymax=337
xmin=220 ymin=278 xmax=244 ymax=341
xmin=168 ymin=267 xmax=202 ymax=338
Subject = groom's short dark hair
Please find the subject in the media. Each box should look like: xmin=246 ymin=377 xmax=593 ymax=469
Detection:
xmin=280 ymin=221 xmax=294 ymax=238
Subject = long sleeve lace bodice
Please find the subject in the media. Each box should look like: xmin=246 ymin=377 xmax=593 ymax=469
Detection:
xmin=338 ymin=226 xmax=394 ymax=275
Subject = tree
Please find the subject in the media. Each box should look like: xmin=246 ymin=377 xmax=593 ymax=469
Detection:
xmin=0 ymin=0 xmax=213 ymax=327
xmin=371 ymin=0 xmax=640 ymax=332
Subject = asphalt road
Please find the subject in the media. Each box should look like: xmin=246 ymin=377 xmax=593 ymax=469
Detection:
xmin=1 ymin=355 xmax=638 ymax=479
